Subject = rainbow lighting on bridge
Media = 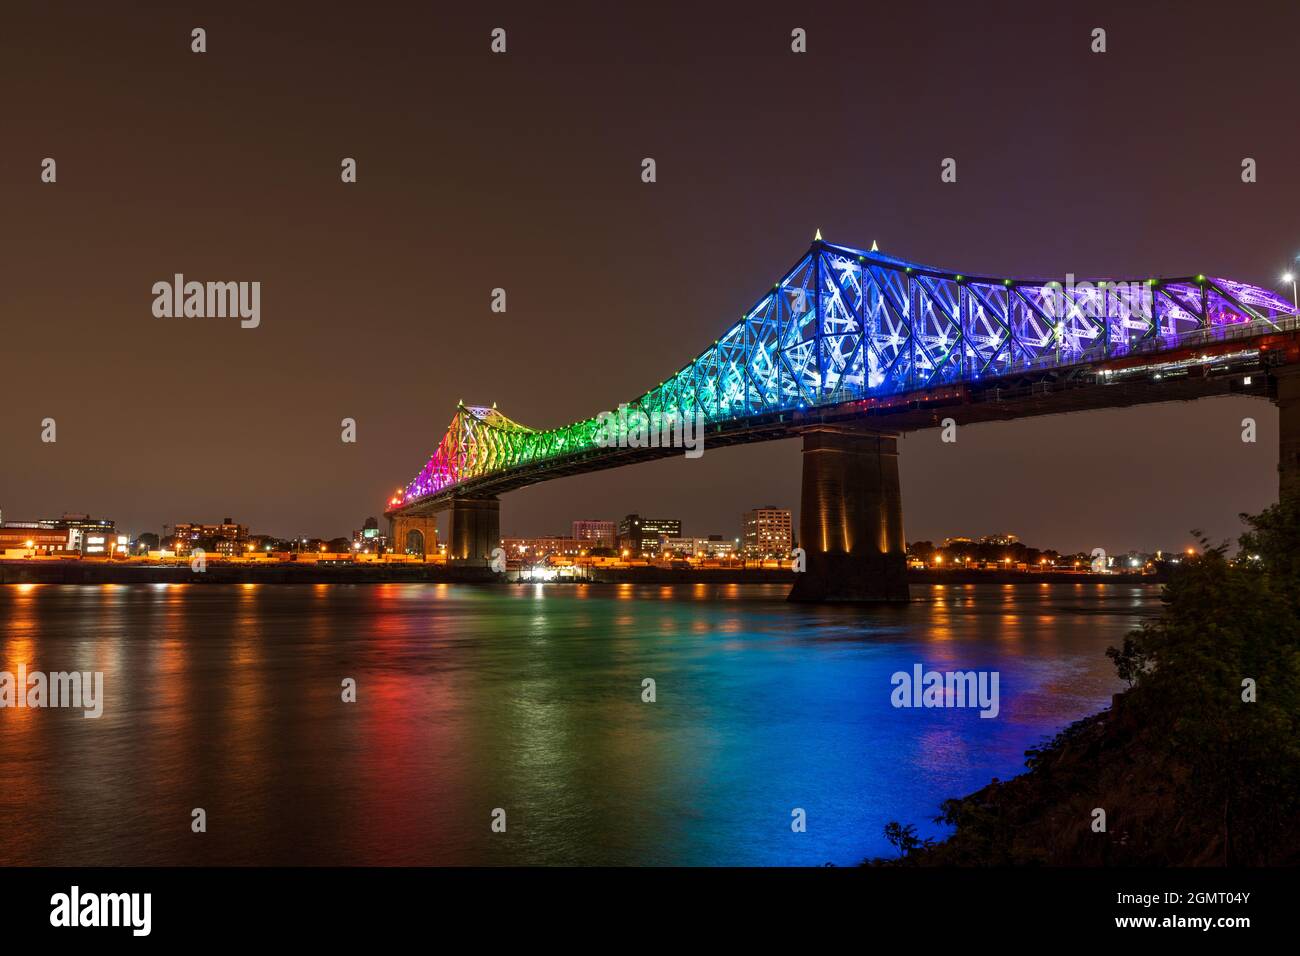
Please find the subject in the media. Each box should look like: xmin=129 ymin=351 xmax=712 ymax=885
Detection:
xmin=389 ymin=238 xmax=1297 ymax=512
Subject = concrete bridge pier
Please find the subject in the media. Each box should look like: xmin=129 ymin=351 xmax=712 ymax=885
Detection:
xmin=1277 ymin=366 xmax=1300 ymax=503
xmin=788 ymin=427 xmax=909 ymax=604
xmin=449 ymin=496 xmax=500 ymax=566
xmin=389 ymin=513 xmax=438 ymax=557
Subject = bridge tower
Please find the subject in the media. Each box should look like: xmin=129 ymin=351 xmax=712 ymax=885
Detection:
xmin=788 ymin=427 xmax=909 ymax=604
xmin=389 ymin=513 xmax=438 ymax=557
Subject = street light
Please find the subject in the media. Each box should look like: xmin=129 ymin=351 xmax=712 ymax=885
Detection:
xmin=1283 ymin=272 xmax=1298 ymax=311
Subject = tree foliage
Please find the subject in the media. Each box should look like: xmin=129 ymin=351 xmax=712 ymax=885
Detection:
xmin=1104 ymin=499 xmax=1300 ymax=863
xmin=869 ymin=499 xmax=1300 ymax=866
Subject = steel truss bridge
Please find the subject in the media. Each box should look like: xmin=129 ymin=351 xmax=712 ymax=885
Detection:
xmin=388 ymin=238 xmax=1299 ymax=521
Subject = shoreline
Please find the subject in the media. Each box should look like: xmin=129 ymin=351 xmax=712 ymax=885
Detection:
xmin=0 ymin=562 xmax=1164 ymax=586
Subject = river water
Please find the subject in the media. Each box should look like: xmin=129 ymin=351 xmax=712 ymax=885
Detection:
xmin=0 ymin=581 xmax=1156 ymax=865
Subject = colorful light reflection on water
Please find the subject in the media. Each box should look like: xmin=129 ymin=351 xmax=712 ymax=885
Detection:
xmin=0 ymin=582 xmax=1152 ymax=865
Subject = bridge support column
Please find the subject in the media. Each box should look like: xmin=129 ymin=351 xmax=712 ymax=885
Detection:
xmin=1277 ymin=366 xmax=1300 ymax=503
xmin=788 ymin=428 xmax=909 ymax=604
xmin=449 ymin=496 xmax=500 ymax=566
xmin=389 ymin=513 xmax=438 ymax=558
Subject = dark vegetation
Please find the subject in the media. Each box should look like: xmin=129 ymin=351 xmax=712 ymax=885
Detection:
xmin=872 ymin=499 xmax=1300 ymax=866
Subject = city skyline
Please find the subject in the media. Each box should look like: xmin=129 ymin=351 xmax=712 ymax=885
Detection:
xmin=0 ymin=500 xmax=1205 ymax=560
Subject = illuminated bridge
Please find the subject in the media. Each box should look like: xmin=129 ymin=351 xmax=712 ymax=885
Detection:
xmin=388 ymin=237 xmax=1300 ymax=601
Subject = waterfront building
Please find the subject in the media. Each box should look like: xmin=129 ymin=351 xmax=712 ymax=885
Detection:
xmin=351 ymin=516 xmax=390 ymax=554
xmin=571 ymin=519 xmax=616 ymax=549
xmin=617 ymin=515 xmax=682 ymax=556
xmin=742 ymin=506 xmax=793 ymax=558
xmin=0 ymin=526 xmax=71 ymax=555
xmin=1 ymin=512 xmax=122 ymax=554
xmin=660 ymin=535 xmax=737 ymax=559
xmin=170 ymin=517 xmax=249 ymax=556
xmin=502 ymin=536 xmax=587 ymax=562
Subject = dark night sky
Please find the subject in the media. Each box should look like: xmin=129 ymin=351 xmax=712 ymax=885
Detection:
xmin=1 ymin=0 xmax=1296 ymax=553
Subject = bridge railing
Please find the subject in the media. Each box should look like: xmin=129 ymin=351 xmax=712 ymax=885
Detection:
xmin=1010 ymin=313 xmax=1299 ymax=377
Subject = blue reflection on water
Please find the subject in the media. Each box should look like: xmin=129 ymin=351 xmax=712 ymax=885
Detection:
xmin=0 ymin=581 xmax=1151 ymax=866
